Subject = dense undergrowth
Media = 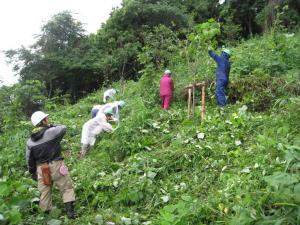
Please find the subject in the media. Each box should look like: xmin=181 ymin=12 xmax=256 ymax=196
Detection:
xmin=1 ymin=32 xmax=300 ymax=225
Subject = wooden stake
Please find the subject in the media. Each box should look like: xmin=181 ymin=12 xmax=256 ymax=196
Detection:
xmin=192 ymin=84 xmax=195 ymax=116
xmin=185 ymin=81 xmax=206 ymax=119
xmin=188 ymin=88 xmax=192 ymax=117
xmin=201 ymin=84 xmax=206 ymax=120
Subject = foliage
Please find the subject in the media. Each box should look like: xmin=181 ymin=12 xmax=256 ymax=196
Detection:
xmin=256 ymin=0 xmax=300 ymax=32
xmin=185 ymin=19 xmax=221 ymax=80
xmin=188 ymin=19 xmax=221 ymax=54
xmin=219 ymin=0 xmax=265 ymax=37
xmin=227 ymin=75 xmax=300 ymax=111
xmin=110 ymin=0 xmax=189 ymax=31
xmin=157 ymin=195 xmax=200 ymax=225
xmin=0 ymin=80 xmax=45 ymax=131
xmin=137 ymin=25 xmax=180 ymax=103
xmin=138 ymin=25 xmax=180 ymax=70
xmin=231 ymin=32 xmax=300 ymax=77
xmin=220 ymin=15 xmax=242 ymax=44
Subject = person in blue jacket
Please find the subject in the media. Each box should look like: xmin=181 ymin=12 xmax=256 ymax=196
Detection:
xmin=208 ymin=47 xmax=231 ymax=107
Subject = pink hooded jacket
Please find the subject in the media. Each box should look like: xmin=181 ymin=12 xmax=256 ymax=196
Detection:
xmin=160 ymin=74 xmax=174 ymax=96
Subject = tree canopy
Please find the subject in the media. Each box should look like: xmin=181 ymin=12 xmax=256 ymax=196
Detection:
xmin=4 ymin=0 xmax=300 ymax=101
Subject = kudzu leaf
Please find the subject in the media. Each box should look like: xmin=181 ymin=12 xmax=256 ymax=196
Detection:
xmin=94 ymin=214 xmax=104 ymax=225
xmin=294 ymin=183 xmax=300 ymax=202
xmin=47 ymin=219 xmax=62 ymax=225
xmin=264 ymin=172 xmax=299 ymax=187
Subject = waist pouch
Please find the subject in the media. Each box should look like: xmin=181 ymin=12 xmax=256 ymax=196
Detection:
xmin=41 ymin=163 xmax=52 ymax=186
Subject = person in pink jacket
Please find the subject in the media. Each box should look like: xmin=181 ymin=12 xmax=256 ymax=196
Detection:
xmin=160 ymin=70 xmax=174 ymax=110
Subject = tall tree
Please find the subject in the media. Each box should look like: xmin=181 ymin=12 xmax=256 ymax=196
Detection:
xmin=220 ymin=0 xmax=265 ymax=37
xmin=88 ymin=0 xmax=190 ymax=82
xmin=5 ymin=11 xmax=87 ymax=100
xmin=258 ymin=0 xmax=300 ymax=31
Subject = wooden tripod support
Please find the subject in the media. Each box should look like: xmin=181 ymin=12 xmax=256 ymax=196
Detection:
xmin=185 ymin=82 xmax=206 ymax=120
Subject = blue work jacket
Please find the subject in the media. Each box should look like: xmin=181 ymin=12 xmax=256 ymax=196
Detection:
xmin=208 ymin=50 xmax=231 ymax=81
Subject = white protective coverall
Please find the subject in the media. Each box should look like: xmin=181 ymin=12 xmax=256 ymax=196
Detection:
xmin=97 ymin=101 xmax=120 ymax=122
xmin=103 ymin=89 xmax=117 ymax=103
xmin=81 ymin=112 xmax=113 ymax=146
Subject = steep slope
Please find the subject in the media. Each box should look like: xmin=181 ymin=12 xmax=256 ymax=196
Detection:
xmin=0 ymin=32 xmax=300 ymax=225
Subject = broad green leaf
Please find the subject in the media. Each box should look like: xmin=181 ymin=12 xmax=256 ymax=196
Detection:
xmin=264 ymin=172 xmax=299 ymax=187
xmin=49 ymin=207 xmax=62 ymax=218
xmin=294 ymin=183 xmax=300 ymax=202
xmin=47 ymin=219 xmax=62 ymax=225
xmin=181 ymin=195 xmax=192 ymax=202
xmin=94 ymin=215 xmax=104 ymax=225
xmin=8 ymin=209 xmax=22 ymax=225
xmin=0 ymin=184 xmax=10 ymax=196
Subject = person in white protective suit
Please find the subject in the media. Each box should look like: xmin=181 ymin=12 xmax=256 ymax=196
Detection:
xmin=98 ymin=100 xmax=125 ymax=122
xmin=103 ymin=88 xmax=117 ymax=103
xmin=91 ymin=100 xmax=125 ymax=122
xmin=91 ymin=104 xmax=102 ymax=118
xmin=79 ymin=109 xmax=114 ymax=158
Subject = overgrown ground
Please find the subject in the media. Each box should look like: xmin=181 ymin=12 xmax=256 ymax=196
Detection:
xmin=1 ymin=32 xmax=300 ymax=225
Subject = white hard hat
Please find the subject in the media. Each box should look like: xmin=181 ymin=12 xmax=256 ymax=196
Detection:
xmin=31 ymin=111 xmax=48 ymax=126
xmin=164 ymin=70 xmax=171 ymax=74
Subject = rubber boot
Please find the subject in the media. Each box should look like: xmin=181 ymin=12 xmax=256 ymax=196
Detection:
xmin=65 ymin=201 xmax=76 ymax=219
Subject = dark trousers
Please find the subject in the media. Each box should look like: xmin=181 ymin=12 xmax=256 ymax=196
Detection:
xmin=216 ymin=79 xmax=228 ymax=107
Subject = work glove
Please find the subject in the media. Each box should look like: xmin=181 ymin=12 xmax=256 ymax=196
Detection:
xmin=31 ymin=173 xmax=38 ymax=181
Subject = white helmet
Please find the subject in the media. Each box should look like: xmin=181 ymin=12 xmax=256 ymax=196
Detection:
xmin=31 ymin=111 xmax=48 ymax=126
xmin=164 ymin=69 xmax=171 ymax=74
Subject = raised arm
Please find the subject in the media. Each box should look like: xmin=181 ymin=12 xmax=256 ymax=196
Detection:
xmin=208 ymin=50 xmax=222 ymax=64
xmin=46 ymin=125 xmax=66 ymax=142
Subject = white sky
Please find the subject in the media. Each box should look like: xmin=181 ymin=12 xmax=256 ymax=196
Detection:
xmin=0 ymin=0 xmax=122 ymax=86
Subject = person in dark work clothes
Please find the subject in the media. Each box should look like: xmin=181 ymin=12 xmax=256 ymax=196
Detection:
xmin=26 ymin=111 xmax=76 ymax=219
xmin=208 ymin=48 xmax=231 ymax=107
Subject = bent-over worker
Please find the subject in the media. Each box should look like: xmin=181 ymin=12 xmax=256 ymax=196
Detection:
xmin=94 ymin=100 xmax=125 ymax=122
xmin=80 ymin=109 xmax=114 ymax=158
xmin=103 ymin=88 xmax=117 ymax=103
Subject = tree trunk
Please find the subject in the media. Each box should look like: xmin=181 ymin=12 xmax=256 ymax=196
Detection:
xmin=267 ymin=0 xmax=280 ymax=30
xmin=48 ymin=80 xmax=53 ymax=98
xmin=248 ymin=14 xmax=253 ymax=37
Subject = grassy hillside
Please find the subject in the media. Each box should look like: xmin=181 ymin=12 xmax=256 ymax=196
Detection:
xmin=1 ymin=32 xmax=300 ymax=225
